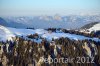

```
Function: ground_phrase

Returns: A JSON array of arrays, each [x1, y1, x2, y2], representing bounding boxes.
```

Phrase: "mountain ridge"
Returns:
[[0, 15, 100, 29], [81, 22, 99, 29]]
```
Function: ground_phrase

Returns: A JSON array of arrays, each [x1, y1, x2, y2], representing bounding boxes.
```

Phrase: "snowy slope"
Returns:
[[0, 25, 15, 41], [42, 32, 100, 41], [0, 25, 48, 41], [0, 25, 100, 42], [8, 28, 47, 36], [80, 22, 100, 33], [88, 23, 100, 32]]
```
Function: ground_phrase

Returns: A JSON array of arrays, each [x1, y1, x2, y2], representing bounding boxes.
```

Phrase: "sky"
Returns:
[[0, 0, 100, 16]]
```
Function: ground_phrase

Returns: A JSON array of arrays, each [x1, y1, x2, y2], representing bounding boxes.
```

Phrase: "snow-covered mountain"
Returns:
[[88, 23, 100, 32], [1, 15, 100, 29], [0, 25, 100, 42], [0, 17, 28, 28], [80, 22, 100, 33], [0, 25, 48, 41], [81, 22, 99, 29]]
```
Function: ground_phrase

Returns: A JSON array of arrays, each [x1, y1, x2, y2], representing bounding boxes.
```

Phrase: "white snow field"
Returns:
[[42, 32, 100, 41], [0, 25, 15, 41], [89, 23, 100, 32], [0, 25, 100, 42]]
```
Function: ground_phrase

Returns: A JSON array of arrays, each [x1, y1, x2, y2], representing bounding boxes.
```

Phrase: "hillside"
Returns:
[[0, 25, 14, 41], [81, 22, 99, 29], [0, 25, 100, 66], [0, 17, 28, 28], [88, 23, 100, 32], [0, 17, 9, 26], [0, 25, 100, 42], [1, 15, 100, 29]]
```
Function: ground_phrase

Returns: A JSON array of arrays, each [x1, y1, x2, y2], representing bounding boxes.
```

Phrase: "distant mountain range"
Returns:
[[0, 17, 28, 28], [0, 15, 100, 29]]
